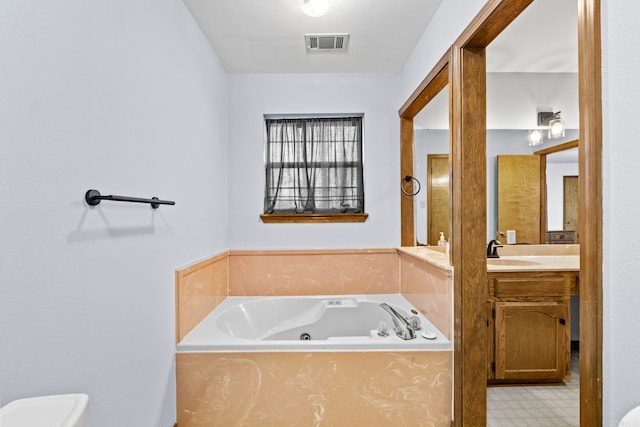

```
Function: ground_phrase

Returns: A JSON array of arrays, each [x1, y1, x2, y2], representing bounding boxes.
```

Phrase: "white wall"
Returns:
[[0, 1, 228, 426], [398, 0, 486, 105], [487, 73, 579, 129], [227, 74, 399, 249], [415, 73, 579, 130], [602, 0, 640, 424]]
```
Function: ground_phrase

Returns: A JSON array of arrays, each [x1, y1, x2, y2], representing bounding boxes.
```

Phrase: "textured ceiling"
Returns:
[[183, 0, 576, 74], [182, 0, 442, 73]]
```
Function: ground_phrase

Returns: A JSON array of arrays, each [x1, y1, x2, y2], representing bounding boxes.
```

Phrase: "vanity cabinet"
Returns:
[[487, 271, 574, 383]]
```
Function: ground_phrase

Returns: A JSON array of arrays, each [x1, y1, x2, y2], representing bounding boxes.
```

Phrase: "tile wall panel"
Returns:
[[175, 252, 228, 342], [177, 351, 452, 426], [228, 249, 399, 296], [399, 252, 453, 340]]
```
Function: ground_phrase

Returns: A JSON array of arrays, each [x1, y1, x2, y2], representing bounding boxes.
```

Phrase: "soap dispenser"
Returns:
[[437, 232, 446, 247]]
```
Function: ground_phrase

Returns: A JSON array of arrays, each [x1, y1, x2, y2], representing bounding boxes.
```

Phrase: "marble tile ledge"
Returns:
[[397, 246, 452, 272]]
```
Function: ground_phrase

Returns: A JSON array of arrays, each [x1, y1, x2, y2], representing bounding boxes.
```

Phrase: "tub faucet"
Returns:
[[379, 303, 416, 340], [487, 239, 503, 258]]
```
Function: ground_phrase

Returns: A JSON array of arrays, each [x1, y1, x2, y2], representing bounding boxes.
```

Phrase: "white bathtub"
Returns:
[[177, 294, 450, 352]]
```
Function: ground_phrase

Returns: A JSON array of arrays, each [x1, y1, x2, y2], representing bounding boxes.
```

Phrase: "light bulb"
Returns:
[[528, 129, 544, 146], [299, 0, 332, 17], [548, 117, 565, 139]]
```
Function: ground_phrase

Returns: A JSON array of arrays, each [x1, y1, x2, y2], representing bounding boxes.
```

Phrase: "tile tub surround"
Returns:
[[176, 351, 452, 427], [397, 248, 454, 340], [175, 248, 455, 426], [175, 252, 228, 342], [227, 248, 400, 296], [176, 248, 454, 342]]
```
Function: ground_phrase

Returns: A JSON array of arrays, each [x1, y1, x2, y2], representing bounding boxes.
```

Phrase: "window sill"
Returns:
[[260, 213, 369, 223]]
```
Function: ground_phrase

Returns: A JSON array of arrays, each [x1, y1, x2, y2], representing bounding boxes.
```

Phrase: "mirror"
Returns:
[[413, 91, 579, 247], [413, 85, 449, 246], [542, 145, 579, 243], [487, 132, 579, 244], [485, 0, 578, 244]]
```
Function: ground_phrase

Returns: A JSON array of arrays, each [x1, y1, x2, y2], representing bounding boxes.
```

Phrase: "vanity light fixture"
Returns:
[[537, 110, 566, 140], [299, 0, 332, 17], [528, 129, 544, 146]]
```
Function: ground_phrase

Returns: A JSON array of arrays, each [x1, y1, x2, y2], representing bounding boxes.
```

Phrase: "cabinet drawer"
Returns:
[[546, 230, 575, 244], [492, 275, 569, 298]]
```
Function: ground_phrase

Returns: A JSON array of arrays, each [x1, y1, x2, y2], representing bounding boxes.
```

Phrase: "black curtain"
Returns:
[[264, 117, 364, 214]]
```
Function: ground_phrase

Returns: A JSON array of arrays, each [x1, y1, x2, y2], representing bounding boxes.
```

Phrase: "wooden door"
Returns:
[[563, 175, 579, 243], [497, 155, 541, 244], [494, 301, 568, 381], [427, 154, 450, 246]]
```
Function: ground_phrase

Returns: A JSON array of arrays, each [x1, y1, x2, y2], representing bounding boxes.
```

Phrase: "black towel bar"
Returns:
[[85, 189, 175, 209]]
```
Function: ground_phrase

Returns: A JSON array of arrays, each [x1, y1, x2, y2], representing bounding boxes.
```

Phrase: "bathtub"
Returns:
[[177, 294, 450, 352]]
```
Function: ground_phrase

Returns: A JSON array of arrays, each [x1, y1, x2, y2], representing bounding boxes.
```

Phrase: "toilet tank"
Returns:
[[0, 394, 89, 427]]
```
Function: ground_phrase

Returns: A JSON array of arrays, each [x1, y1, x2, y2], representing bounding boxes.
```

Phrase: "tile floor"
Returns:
[[487, 352, 579, 426]]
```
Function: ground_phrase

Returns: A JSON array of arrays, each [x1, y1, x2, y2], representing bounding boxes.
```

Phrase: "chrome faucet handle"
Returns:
[[379, 303, 416, 340], [408, 315, 422, 331], [377, 321, 389, 337], [395, 324, 416, 340]]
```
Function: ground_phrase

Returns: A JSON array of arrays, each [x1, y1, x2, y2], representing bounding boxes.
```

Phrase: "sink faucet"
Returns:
[[487, 239, 503, 258], [379, 303, 416, 340]]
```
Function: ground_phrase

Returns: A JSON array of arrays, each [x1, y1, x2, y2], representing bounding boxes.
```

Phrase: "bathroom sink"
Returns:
[[487, 259, 540, 266]]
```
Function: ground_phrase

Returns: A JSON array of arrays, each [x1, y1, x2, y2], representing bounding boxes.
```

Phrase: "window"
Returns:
[[261, 115, 367, 223]]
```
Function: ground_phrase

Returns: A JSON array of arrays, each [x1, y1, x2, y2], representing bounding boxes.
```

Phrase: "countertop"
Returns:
[[397, 246, 452, 272], [486, 255, 579, 272], [398, 245, 579, 273]]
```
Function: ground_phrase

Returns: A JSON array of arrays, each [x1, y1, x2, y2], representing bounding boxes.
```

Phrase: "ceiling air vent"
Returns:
[[305, 33, 350, 53]]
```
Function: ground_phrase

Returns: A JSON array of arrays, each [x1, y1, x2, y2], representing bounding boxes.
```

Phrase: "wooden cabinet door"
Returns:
[[494, 301, 567, 381], [497, 155, 541, 244]]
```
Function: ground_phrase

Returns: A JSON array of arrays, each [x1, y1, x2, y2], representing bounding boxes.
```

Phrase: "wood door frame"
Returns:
[[398, 0, 602, 425], [399, 54, 449, 247], [427, 154, 450, 246], [535, 139, 580, 243]]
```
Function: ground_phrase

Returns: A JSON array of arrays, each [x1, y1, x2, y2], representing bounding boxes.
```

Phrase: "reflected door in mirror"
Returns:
[[497, 155, 541, 244], [563, 175, 579, 243], [427, 154, 450, 246]]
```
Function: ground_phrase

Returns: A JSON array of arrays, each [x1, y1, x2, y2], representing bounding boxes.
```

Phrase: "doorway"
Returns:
[[398, 0, 602, 425]]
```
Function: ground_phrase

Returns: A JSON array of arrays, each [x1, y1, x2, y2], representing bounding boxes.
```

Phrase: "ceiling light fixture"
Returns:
[[299, 0, 332, 17]]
